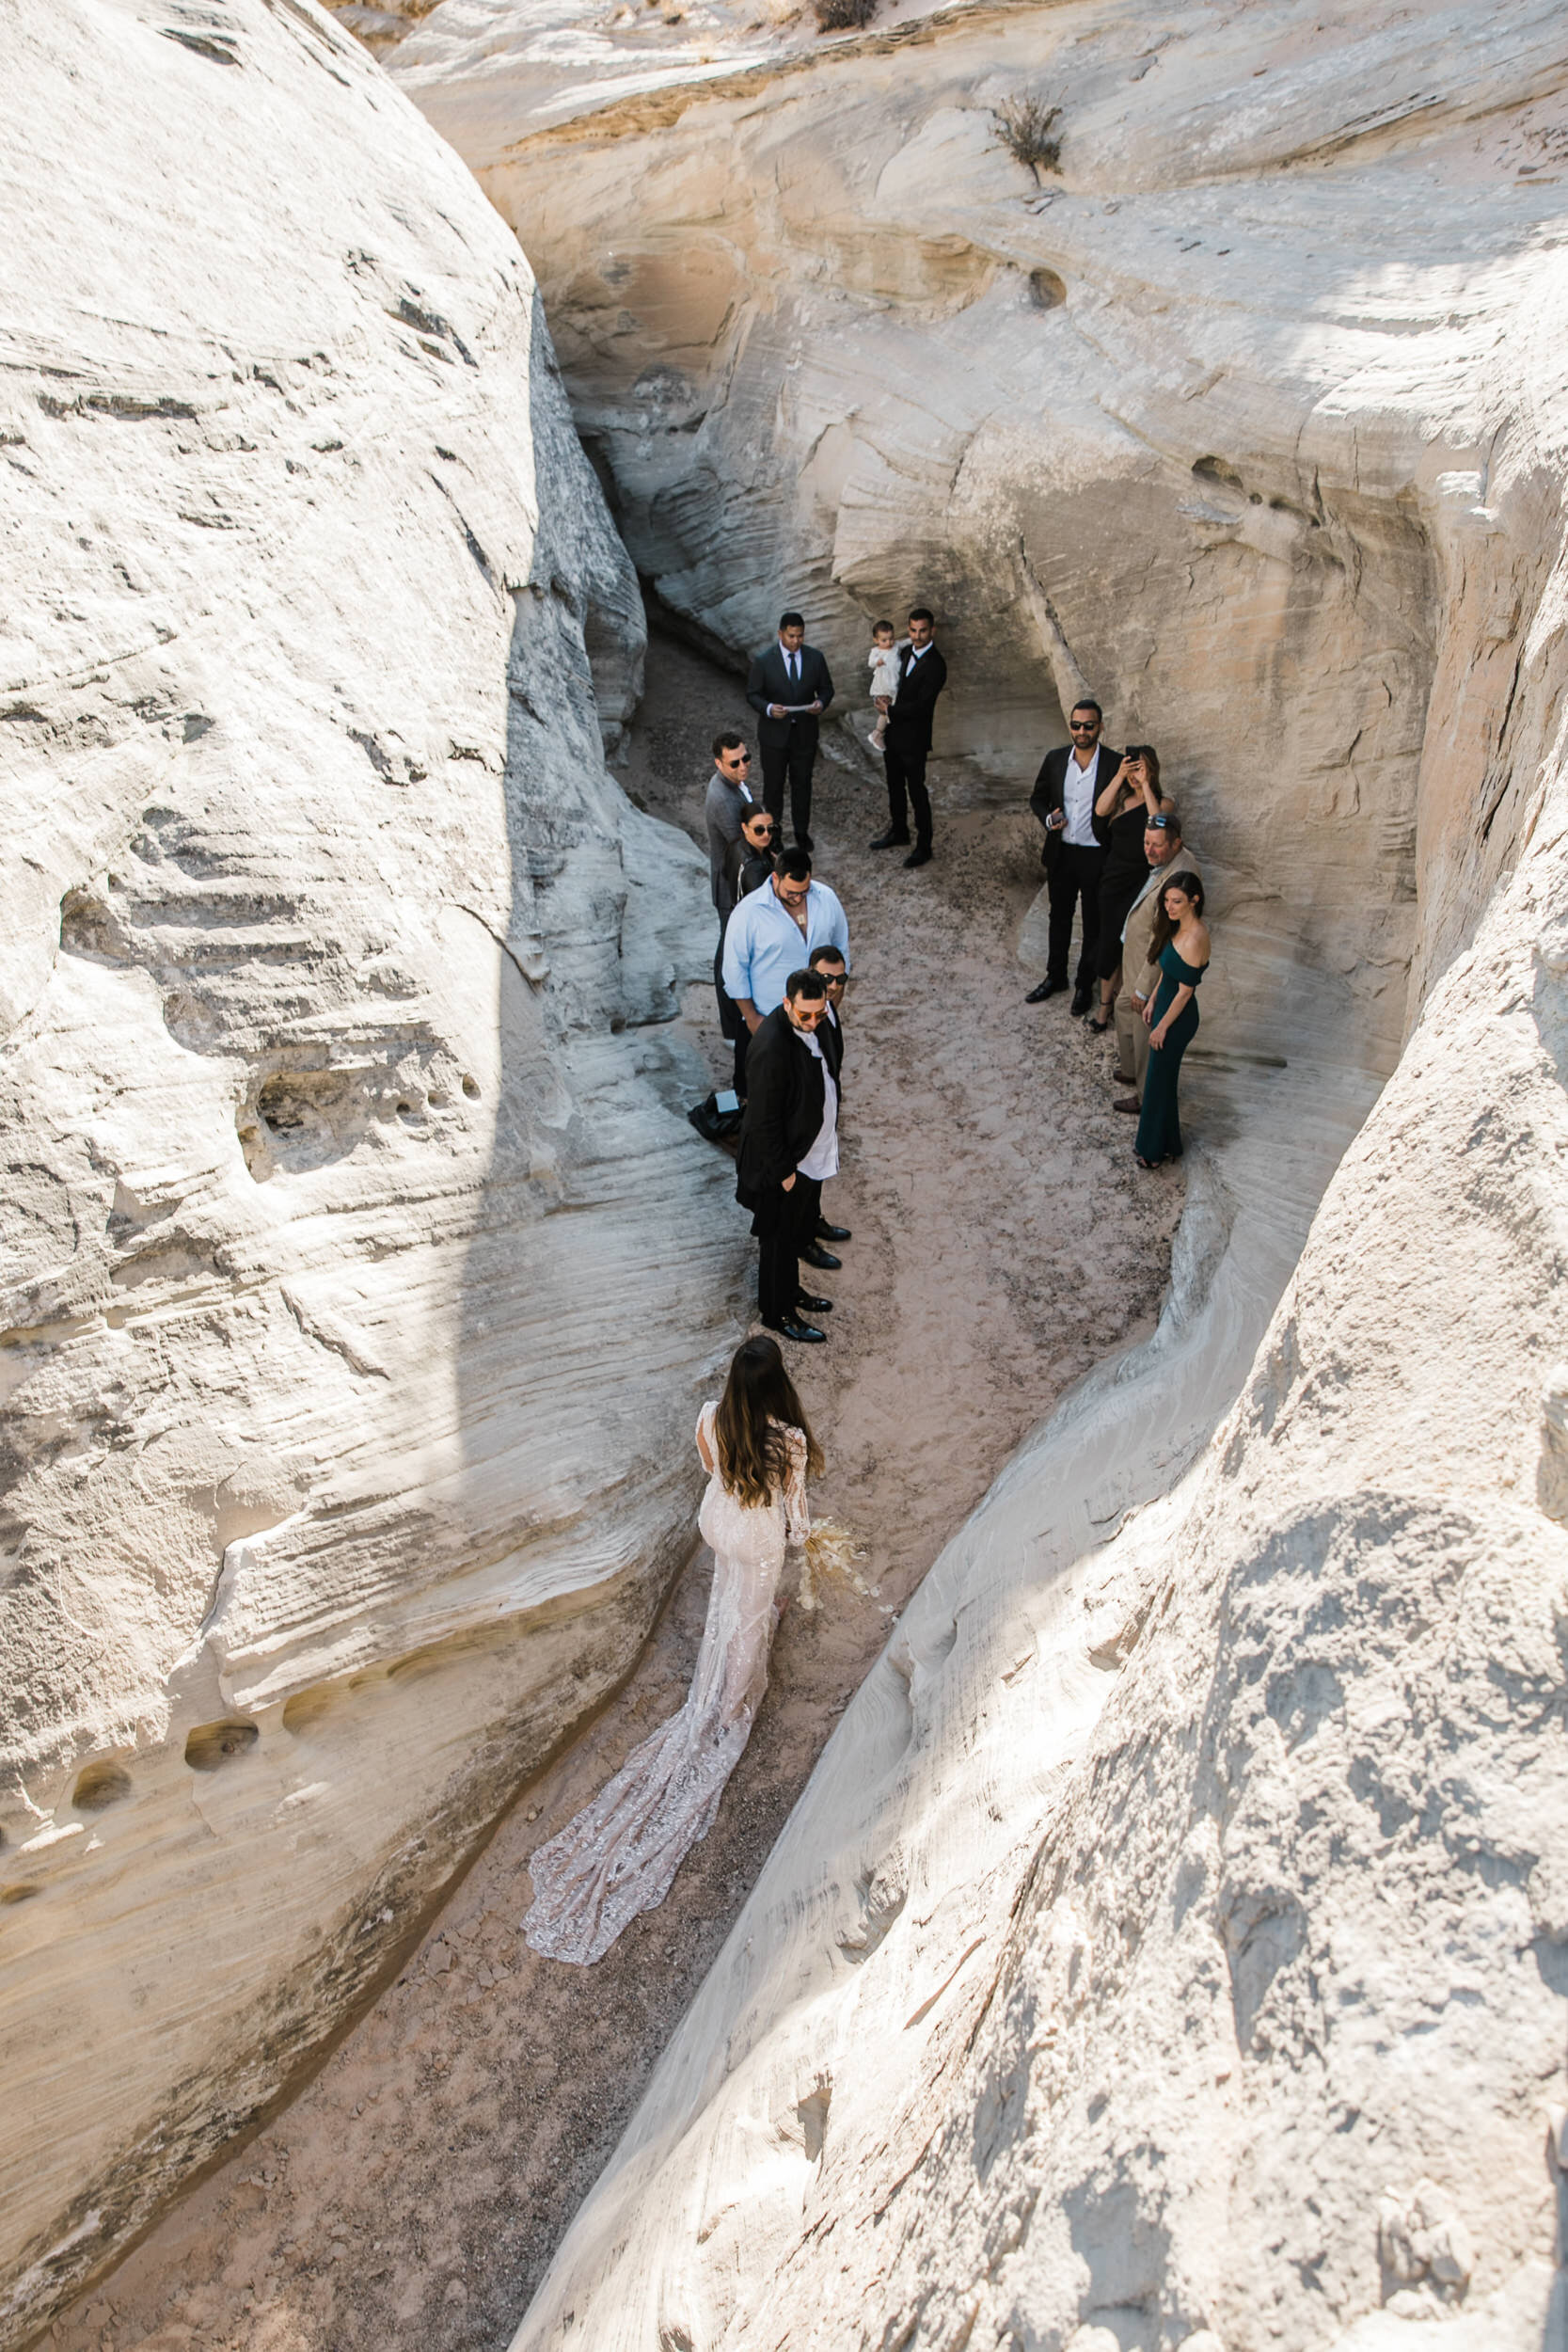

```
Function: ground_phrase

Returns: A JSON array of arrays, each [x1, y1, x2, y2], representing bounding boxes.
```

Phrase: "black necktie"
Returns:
[[788, 653, 798, 686]]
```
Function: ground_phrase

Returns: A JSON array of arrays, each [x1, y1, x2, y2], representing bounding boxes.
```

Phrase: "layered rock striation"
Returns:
[[332, 1, 1568, 2345], [0, 0, 728, 2335]]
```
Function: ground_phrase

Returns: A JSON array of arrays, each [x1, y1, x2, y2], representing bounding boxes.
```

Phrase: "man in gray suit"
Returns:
[[705, 731, 757, 1091], [705, 731, 755, 922]]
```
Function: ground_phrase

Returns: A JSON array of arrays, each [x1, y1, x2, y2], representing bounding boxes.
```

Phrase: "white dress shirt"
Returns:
[[1061, 745, 1101, 848], [796, 1026, 840, 1181]]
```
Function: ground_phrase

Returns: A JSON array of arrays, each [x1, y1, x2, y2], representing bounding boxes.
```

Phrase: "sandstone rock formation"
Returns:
[[379, 0, 1568, 1070], [0, 1, 729, 2335], [330, 2, 1568, 2345]]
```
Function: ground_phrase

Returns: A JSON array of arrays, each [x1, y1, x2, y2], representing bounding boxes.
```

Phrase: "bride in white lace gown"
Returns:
[[522, 1336, 819, 1966]]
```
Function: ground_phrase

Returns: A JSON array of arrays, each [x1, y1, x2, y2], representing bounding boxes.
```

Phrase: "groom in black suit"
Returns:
[[747, 611, 834, 852], [869, 607, 947, 868]]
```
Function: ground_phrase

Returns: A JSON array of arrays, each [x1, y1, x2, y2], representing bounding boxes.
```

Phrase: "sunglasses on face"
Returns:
[[1069, 722, 1099, 732], [724, 753, 752, 767]]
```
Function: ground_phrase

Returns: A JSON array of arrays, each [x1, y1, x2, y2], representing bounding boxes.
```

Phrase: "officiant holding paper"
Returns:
[[747, 611, 834, 854]]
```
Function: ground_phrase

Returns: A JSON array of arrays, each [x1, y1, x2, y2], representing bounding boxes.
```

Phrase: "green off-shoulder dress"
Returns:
[[1135, 941, 1207, 1165]]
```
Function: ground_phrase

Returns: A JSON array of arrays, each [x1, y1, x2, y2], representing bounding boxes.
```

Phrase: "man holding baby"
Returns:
[[869, 607, 947, 869]]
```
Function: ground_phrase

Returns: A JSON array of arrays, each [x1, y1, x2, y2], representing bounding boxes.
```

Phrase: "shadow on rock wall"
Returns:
[[0, 14, 730, 2344]]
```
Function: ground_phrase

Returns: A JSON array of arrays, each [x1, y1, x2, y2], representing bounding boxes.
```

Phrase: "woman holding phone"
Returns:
[[1134, 871, 1210, 1168], [1088, 744, 1166, 1032]]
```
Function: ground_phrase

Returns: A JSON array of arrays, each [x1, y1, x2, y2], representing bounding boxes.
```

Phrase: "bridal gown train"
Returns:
[[521, 1402, 809, 1966]]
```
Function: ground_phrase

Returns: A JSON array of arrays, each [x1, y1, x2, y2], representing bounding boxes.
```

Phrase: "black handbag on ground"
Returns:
[[688, 1090, 744, 1146]]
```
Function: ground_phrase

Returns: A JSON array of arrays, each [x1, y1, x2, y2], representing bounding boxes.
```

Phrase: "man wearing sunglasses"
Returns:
[[735, 967, 837, 1343], [1026, 697, 1122, 1013], [805, 945, 853, 1264], [706, 733, 759, 1093], [705, 731, 756, 924]]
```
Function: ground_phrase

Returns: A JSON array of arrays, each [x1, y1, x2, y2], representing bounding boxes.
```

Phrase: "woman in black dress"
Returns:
[[1088, 745, 1167, 1032]]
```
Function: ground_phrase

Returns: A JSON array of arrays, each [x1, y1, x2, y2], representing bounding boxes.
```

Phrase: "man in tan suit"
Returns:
[[1114, 807, 1202, 1113]]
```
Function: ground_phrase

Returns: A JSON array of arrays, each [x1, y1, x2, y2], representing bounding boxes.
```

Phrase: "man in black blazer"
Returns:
[[1027, 696, 1121, 1013], [735, 968, 836, 1343], [807, 944, 852, 1255], [746, 611, 834, 852], [869, 607, 947, 868]]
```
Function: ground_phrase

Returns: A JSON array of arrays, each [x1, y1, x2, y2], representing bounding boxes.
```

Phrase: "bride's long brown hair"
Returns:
[[714, 1335, 823, 1506]]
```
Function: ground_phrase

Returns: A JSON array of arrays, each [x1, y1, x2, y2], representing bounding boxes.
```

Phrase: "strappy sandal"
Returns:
[[1088, 1011, 1112, 1032], [1134, 1152, 1160, 1170]]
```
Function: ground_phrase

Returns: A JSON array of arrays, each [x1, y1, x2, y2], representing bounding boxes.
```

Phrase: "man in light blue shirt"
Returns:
[[722, 847, 850, 1033]]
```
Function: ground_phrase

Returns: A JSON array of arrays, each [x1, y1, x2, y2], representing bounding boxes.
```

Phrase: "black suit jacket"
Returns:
[[884, 642, 947, 753], [723, 838, 775, 907], [819, 1004, 844, 1090], [746, 643, 834, 749], [736, 1008, 827, 1207], [1029, 742, 1121, 871]]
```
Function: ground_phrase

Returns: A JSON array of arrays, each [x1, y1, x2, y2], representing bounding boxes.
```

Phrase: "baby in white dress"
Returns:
[[867, 619, 901, 749]]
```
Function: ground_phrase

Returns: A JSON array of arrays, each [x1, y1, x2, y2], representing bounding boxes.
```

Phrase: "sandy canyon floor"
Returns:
[[44, 635, 1181, 2352]]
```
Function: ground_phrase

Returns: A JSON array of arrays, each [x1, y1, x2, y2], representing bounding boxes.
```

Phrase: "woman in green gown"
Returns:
[[1134, 873, 1209, 1168]]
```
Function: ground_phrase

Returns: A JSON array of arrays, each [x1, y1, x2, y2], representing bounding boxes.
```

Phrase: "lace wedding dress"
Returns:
[[522, 1402, 809, 1966]]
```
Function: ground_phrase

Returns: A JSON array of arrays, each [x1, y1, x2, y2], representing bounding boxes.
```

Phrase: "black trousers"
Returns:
[[761, 727, 817, 843], [753, 1174, 821, 1325], [1095, 872, 1148, 985], [1047, 844, 1107, 990], [883, 739, 930, 845]]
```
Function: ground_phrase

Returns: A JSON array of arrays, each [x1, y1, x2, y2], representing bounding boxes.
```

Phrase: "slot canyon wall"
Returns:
[[0, 0, 734, 2336], [324, 2, 1568, 2348], [4, 1, 1566, 2348], [368, 0, 1568, 1056]]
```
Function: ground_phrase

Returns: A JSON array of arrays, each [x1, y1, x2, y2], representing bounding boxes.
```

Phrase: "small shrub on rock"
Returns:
[[814, 0, 877, 30], [992, 96, 1063, 183]]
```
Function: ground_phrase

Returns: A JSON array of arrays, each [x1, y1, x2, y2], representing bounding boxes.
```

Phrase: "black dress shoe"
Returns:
[[1025, 978, 1068, 1004], [796, 833, 814, 854], [816, 1221, 851, 1242], [767, 1316, 827, 1343], [801, 1240, 841, 1270], [795, 1293, 833, 1313], [869, 829, 911, 850], [1069, 988, 1093, 1016], [903, 844, 933, 868]]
